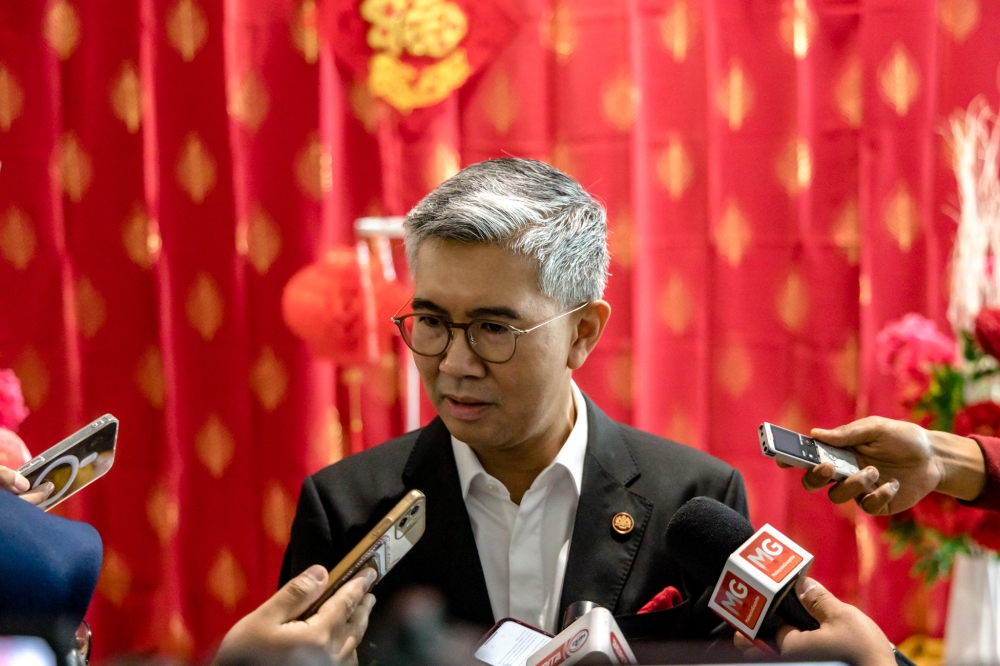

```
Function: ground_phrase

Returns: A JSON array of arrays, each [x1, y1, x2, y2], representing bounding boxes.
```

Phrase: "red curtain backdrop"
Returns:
[[2, 0, 999, 659]]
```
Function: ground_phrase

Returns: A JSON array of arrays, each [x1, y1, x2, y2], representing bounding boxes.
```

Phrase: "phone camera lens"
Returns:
[[410, 506, 420, 516], [399, 516, 408, 528]]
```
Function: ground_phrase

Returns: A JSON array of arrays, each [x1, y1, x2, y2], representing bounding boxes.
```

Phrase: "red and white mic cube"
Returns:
[[526, 607, 636, 666], [707, 524, 813, 639]]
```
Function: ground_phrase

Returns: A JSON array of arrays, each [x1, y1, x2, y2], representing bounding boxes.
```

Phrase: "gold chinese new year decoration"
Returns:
[[122, 203, 160, 269], [263, 481, 296, 546], [136, 346, 166, 408], [608, 350, 633, 406], [878, 43, 920, 117], [659, 274, 694, 335], [186, 272, 225, 341], [291, 0, 319, 64], [776, 270, 809, 331], [883, 180, 920, 252], [602, 71, 640, 132], [424, 142, 460, 190], [541, 3, 576, 63], [251, 347, 288, 411], [75, 276, 107, 339], [0, 63, 24, 131], [835, 58, 862, 128], [228, 70, 270, 132], [714, 199, 753, 266], [207, 548, 247, 611], [779, 0, 816, 60], [97, 548, 131, 606], [360, 0, 471, 113], [716, 342, 753, 398], [608, 209, 632, 269], [110, 61, 143, 133], [832, 198, 860, 265], [833, 334, 859, 396], [0, 206, 36, 270], [716, 60, 754, 131], [147, 479, 179, 543], [14, 347, 49, 410], [44, 0, 81, 60], [176, 132, 217, 203], [237, 204, 282, 274], [54, 131, 93, 202], [775, 137, 813, 195], [660, 1, 696, 63], [896, 636, 944, 666], [940, 0, 979, 43], [350, 79, 379, 133], [483, 70, 517, 136], [166, 0, 209, 62], [656, 135, 694, 201], [295, 131, 330, 200], [196, 414, 235, 478], [779, 399, 809, 434]]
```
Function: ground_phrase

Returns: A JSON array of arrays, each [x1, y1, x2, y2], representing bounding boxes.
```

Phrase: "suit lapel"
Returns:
[[559, 398, 653, 617], [402, 417, 495, 627]]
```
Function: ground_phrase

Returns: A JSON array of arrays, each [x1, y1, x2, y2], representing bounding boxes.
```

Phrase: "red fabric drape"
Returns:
[[2, 0, 999, 658]]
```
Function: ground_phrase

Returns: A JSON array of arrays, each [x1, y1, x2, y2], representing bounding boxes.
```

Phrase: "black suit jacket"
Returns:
[[280, 396, 748, 655]]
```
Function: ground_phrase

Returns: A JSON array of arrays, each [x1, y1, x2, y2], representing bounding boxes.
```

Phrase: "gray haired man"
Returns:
[[281, 158, 749, 660]]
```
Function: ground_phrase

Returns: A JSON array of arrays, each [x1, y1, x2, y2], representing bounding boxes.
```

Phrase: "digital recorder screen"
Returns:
[[770, 425, 820, 463]]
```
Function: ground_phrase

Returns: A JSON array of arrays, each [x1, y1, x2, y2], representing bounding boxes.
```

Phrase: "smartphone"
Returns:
[[759, 422, 860, 481], [475, 618, 553, 666], [17, 414, 118, 511], [296, 489, 426, 621]]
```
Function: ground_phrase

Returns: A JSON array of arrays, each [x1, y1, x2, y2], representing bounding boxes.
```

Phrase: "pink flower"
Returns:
[[876, 314, 956, 408], [0, 427, 30, 468], [0, 369, 29, 431]]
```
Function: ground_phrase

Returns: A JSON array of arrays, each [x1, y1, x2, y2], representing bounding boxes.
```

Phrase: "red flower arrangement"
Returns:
[[0, 368, 31, 469]]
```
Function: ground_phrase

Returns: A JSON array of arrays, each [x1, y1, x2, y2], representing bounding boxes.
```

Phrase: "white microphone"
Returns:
[[526, 607, 636, 666]]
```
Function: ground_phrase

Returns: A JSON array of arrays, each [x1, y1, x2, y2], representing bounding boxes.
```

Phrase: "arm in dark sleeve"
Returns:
[[279, 475, 341, 588], [963, 435, 1000, 513], [722, 468, 750, 520]]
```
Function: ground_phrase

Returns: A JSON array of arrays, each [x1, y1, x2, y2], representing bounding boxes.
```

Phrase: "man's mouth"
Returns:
[[442, 394, 492, 420]]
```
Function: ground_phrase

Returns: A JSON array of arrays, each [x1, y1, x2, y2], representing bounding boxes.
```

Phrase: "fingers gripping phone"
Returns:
[[296, 489, 427, 621], [17, 414, 119, 510], [759, 422, 860, 481]]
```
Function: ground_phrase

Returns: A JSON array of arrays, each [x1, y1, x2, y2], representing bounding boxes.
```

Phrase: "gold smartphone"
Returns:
[[296, 489, 426, 620]]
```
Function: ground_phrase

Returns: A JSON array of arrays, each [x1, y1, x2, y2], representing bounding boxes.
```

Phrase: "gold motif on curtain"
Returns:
[[664, 408, 695, 447], [482, 70, 516, 135], [136, 346, 166, 409], [608, 209, 632, 269], [548, 140, 578, 180], [111, 61, 143, 133], [660, 1, 695, 63], [97, 548, 132, 606], [716, 60, 754, 131], [660, 274, 694, 335], [883, 180, 920, 252], [656, 135, 694, 201], [776, 137, 813, 195], [541, 3, 576, 62], [0, 206, 35, 270], [196, 414, 235, 478], [176, 133, 217, 203], [228, 71, 270, 132], [835, 59, 862, 128], [161, 615, 195, 661], [186, 273, 224, 341], [372, 352, 400, 404], [147, 480, 179, 543], [0, 64, 24, 131], [833, 334, 859, 397], [608, 350, 633, 406], [779, 0, 816, 60], [13, 348, 48, 410], [291, 0, 319, 64], [311, 406, 344, 467], [44, 0, 81, 60], [295, 131, 330, 200], [75, 276, 107, 339], [878, 43, 920, 117], [602, 72, 640, 132], [349, 80, 379, 133], [714, 200, 753, 266], [55, 132, 93, 202], [779, 399, 808, 434], [940, 0, 980, 43], [832, 198, 860, 265], [263, 481, 296, 546], [854, 514, 878, 586], [716, 342, 752, 398], [360, 0, 471, 113], [776, 271, 809, 331], [122, 204, 160, 270], [166, 0, 209, 62], [207, 548, 247, 611], [237, 205, 281, 274], [858, 274, 872, 306], [342, 367, 365, 434], [251, 347, 288, 411], [424, 142, 460, 189]]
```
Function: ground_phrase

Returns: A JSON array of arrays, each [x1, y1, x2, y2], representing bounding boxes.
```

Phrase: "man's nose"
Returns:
[[439, 328, 487, 378]]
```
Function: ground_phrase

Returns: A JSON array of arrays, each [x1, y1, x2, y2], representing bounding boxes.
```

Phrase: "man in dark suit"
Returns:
[[281, 158, 748, 658]]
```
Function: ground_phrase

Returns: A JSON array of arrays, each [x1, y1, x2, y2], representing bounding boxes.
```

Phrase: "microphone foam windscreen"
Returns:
[[664, 496, 755, 587]]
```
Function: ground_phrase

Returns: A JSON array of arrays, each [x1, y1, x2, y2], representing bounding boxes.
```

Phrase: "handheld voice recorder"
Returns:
[[758, 422, 860, 481]]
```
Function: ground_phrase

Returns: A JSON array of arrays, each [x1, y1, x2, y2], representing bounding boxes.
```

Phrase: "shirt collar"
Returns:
[[451, 381, 589, 499]]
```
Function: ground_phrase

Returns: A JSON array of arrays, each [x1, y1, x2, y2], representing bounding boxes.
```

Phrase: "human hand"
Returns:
[[786, 416, 985, 515], [0, 464, 54, 506], [216, 565, 376, 666]]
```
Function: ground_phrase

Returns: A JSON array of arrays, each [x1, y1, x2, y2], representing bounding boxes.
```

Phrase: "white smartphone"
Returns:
[[475, 618, 553, 666], [759, 422, 860, 481]]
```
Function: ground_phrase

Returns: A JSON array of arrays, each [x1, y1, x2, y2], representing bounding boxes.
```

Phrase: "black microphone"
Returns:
[[664, 496, 820, 632]]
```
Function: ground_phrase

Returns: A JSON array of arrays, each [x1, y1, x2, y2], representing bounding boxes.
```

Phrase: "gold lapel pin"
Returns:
[[612, 512, 634, 535]]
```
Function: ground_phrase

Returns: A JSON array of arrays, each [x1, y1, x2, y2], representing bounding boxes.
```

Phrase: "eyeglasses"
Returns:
[[392, 301, 589, 364]]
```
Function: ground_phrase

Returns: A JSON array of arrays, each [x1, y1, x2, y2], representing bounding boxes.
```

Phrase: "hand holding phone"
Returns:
[[759, 422, 860, 481]]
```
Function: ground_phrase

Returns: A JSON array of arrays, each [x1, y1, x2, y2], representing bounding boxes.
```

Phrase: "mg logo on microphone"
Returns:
[[739, 529, 803, 583], [713, 571, 766, 629]]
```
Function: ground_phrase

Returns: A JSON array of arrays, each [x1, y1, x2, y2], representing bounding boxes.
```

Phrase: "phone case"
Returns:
[[759, 422, 860, 481]]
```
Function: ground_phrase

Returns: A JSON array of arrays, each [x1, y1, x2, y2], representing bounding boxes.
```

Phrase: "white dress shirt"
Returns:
[[451, 381, 588, 633]]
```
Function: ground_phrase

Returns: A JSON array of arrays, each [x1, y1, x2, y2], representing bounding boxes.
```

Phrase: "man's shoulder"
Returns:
[[612, 420, 738, 482], [310, 428, 422, 492]]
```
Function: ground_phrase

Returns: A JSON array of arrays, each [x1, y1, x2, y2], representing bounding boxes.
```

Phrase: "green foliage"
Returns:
[[913, 365, 965, 432], [886, 519, 974, 584]]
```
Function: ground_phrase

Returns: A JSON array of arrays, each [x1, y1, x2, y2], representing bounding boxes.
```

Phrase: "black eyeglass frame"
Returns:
[[391, 300, 590, 364]]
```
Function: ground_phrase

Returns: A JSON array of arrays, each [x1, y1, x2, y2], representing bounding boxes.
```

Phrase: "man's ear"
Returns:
[[568, 300, 611, 370]]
